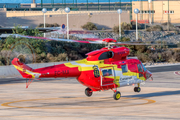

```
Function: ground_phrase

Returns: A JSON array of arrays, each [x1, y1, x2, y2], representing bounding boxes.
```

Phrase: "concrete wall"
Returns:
[[0, 9, 130, 29], [7, 10, 119, 17]]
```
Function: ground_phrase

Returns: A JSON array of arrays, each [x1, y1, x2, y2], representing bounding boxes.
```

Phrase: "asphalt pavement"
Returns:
[[146, 64, 180, 73], [0, 71, 180, 119]]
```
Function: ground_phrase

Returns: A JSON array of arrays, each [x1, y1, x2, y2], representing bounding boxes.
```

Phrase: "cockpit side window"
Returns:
[[98, 51, 114, 60], [121, 65, 128, 73], [137, 64, 143, 72]]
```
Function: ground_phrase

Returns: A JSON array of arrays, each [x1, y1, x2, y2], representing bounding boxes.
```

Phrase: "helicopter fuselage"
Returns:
[[12, 46, 152, 92]]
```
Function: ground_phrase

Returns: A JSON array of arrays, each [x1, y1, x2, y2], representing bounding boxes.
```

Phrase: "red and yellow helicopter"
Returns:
[[11, 35, 153, 100]]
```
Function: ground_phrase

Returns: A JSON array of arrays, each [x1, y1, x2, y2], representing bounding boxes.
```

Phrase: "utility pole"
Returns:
[[148, 0, 152, 24], [167, 0, 170, 31], [134, 8, 139, 41]]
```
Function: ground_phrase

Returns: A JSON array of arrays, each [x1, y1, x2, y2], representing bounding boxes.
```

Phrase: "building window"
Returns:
[[151, 10, 155, 13], [141, 10, 155, 14], [164, 10, 174, 14], [170, 11, 174, 14]]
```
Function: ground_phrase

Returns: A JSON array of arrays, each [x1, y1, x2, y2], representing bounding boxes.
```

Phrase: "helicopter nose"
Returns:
[[146, 70, 153, 81]]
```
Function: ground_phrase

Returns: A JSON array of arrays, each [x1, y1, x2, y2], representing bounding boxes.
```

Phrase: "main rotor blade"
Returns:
[[15, 35, 105, 44], [114, 42, 161, 46], [14, 34, 162, 46]]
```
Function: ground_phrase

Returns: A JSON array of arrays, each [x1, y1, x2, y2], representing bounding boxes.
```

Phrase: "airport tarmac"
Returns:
[[0, 71, 180, 120]]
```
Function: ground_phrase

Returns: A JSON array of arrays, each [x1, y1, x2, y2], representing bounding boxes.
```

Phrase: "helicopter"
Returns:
[[11, 35, 153, 100]]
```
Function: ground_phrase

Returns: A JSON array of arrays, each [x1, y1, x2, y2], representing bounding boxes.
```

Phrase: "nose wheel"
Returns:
[[85, 88, 93, 97], [134, 87, 141, 92], [113, 91, 121, 100]]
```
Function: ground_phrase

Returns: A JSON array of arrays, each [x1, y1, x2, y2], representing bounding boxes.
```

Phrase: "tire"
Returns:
[[113, 91, 121, 100], [134, 87, 137, 92], [134, 87, 141, 92], [85, 88, 93, 97]]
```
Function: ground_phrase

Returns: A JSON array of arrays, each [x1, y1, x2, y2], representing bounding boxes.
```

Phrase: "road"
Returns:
[[146, 64, 180, 73]]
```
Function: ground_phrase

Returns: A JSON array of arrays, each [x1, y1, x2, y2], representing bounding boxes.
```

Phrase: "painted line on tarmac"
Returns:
[[174, 71, 180, 76], [1, 97, 156, 109]]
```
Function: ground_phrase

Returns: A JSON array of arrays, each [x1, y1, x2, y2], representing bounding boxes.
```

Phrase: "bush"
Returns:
[[146, 25, 163, 32], [131, 21, 143, 29], [12, 25, 42, 36], [121, 22, 132, 30], [81, 22, 97, 30], [161, 22, 174, 27], [135, 45, 146, 53], [56, 53, 68, 61], [112, 25, 124, 34], [162, 50, 173, 62], [137, 52, 151, 63], [46, 53, 54, 62], [37, 23, 60, 27], [175, 51, 180, 62], [168, 57, 176, 63], [0, 55, 5, 65], [41, 52, 46, 58]]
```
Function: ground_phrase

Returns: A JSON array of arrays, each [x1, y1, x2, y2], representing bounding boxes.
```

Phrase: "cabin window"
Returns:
[[141, 62, 147, 71], [137, 64, 143, 72], [102, 69, 112, 76], [121, 65, 128, 73], [139, 73, 144, 77], [98, 51, 114, 60]]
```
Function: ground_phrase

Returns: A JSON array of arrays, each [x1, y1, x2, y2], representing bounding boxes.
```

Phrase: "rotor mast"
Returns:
[[102, 38, 117, 49]]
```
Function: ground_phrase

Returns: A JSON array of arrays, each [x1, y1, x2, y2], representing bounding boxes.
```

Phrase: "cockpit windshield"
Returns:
[[141, 62, 147, 72]]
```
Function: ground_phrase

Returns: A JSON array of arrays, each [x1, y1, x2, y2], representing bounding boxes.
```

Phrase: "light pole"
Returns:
[[148, 0, 152, 24], [42, 8, 47, 28], [64, 7, 70, 39], [167, 0, 170, 31], [117, 9, 122, 39], [42, 8, 47, 37], [134, 8, 139, 41]]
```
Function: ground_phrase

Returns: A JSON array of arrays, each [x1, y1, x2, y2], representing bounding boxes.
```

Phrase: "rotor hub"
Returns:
[[102, 38, 117, 43]]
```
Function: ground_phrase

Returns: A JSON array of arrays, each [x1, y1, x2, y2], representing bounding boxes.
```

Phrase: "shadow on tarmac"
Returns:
[[0, 78, 76, 85], [124, 90, 180, 98]]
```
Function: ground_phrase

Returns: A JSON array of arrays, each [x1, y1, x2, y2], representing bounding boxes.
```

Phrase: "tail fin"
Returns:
[[11, 58, 34, 78]]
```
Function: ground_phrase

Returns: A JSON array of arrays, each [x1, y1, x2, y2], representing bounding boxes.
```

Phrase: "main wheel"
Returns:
[[85, 88, 93, 97], [113, 91, 121, 100], [134, 87, 141, 92]]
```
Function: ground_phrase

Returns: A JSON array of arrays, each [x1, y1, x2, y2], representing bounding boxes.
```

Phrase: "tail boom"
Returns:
[[12, 58, 81, 79]]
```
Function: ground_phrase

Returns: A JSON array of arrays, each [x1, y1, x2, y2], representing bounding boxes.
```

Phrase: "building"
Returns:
[[132, 0, 180, 23]]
